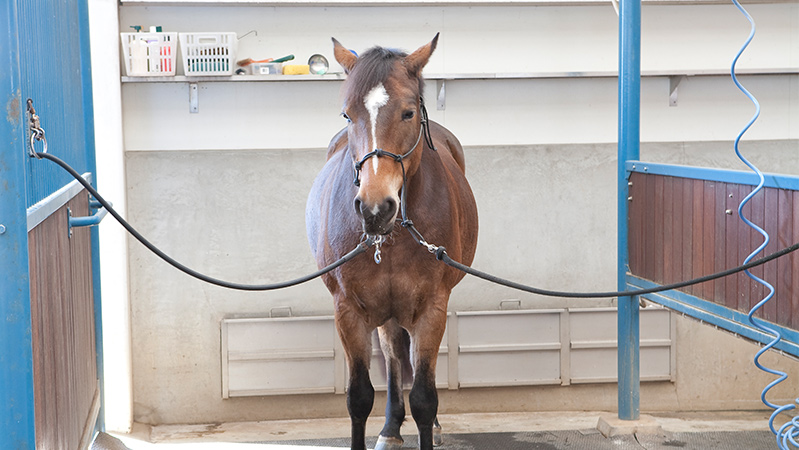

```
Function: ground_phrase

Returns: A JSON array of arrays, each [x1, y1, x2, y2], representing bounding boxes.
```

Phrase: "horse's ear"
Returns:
[[332, 37, 357, 74], [405, 33, 439, 77]]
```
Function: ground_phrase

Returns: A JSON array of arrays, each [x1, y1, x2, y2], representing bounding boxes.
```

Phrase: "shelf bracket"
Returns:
[[189, 82, 199, 113], [436, 79, 446, 111], [669, 75, 686, 107]]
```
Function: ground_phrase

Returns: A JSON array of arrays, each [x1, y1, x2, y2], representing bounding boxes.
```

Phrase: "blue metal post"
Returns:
[[0, 0, 36, 447], [618, 0, 642, 421]]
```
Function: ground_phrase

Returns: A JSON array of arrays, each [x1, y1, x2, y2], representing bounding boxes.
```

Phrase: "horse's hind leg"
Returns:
[[375, 320, 408, 450], [408, 309, 447, 450], [335, 311, 375, 450]]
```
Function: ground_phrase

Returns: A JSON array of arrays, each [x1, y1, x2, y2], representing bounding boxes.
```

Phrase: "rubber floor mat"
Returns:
[[255, 429, 777, 449]]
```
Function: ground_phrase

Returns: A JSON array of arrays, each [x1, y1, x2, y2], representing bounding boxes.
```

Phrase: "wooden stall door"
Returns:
[[28, 192, 100, 450], [628, 171, 799, 331]]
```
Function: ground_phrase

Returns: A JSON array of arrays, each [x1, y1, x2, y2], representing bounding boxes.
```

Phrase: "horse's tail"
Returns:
[[400, 328, 414, 384], [376, 328, 415, 388]]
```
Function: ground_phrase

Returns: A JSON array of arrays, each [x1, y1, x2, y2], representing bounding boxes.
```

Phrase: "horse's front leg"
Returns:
[[335, 307, 375, 450], [375, 320, 408, 450], [408, 307, 447, 450]]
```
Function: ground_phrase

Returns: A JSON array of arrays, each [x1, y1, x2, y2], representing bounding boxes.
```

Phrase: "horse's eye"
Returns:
[[341, 112, 352, 123], [402, 110, 415, 121]]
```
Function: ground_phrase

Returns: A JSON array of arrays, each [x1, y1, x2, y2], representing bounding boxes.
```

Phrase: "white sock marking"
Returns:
[[364, 83, 389, 175]]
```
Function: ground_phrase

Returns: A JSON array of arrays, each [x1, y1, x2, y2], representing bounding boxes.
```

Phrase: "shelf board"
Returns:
[[121, 73, 347, 82], [121, 68, 799, 83], [118, 0, 640, 6], [119, 0, 797, 6]]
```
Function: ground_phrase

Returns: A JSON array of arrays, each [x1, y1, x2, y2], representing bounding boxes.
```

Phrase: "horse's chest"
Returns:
[[338, 258, 442, 326]]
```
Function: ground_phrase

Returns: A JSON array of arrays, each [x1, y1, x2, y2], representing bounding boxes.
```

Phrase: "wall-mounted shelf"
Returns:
[[121, 68, 799, 112], [121, 73, 347, 83], [120, 0, 615, 5], [121, 67, 799, 83], [119, 0, 798, 6]]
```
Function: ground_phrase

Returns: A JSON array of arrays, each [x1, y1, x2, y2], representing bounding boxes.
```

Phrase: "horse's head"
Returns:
[[333, 34, 438, 238]]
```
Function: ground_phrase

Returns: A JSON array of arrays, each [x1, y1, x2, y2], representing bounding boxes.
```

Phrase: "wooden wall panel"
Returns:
[[628, 173, 798, 331], [701, 180, 716, 301], [628, 171, 644, 277], [763, 188, 778, 321], [726, 183, 742, 314], [663, 176, 675, 286], [680, 179, 693, 296], [645, 175, 656, 280], [28, 192, 98, 450], [776, 189, 793, 328], [747, 186, 768, 319], [792, 193, 799, 330]]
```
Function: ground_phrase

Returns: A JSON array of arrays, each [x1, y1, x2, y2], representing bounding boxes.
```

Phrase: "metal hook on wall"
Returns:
[[238, 30, 257, 40], [26, 99, 47, 158]]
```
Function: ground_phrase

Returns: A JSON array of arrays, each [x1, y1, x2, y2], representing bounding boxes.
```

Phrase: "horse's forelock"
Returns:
[[345, 46, 424, 106]]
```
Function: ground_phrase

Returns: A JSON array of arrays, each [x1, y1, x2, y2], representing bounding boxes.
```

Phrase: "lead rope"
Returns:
[[30, 102, 799, 302], [394, 103, 799, 295], [396, 113, 799, 297], [34, 151, 373, 291]]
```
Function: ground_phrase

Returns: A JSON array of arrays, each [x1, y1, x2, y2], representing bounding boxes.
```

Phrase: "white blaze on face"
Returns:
[[363, 83, 390, 175]]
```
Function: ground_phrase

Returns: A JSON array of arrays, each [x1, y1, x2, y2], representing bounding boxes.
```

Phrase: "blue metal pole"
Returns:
[[618, 0, 641, 421], [0, 0, 36, 447]]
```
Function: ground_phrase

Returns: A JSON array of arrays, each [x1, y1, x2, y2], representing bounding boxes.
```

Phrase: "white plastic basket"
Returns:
[[121, 32, 177, 76], [179, 32, 237, 76]]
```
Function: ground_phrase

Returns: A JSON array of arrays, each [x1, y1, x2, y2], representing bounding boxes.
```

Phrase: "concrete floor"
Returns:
[[96, 410, 786, 449]]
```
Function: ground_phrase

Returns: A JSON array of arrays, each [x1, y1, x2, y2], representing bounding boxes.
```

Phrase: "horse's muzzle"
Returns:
[[354, 196, 398, 235]]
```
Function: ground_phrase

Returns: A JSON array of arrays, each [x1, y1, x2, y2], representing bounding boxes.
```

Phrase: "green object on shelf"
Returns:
[[271, 54, 294, 63], [189, 58, 231, 73]]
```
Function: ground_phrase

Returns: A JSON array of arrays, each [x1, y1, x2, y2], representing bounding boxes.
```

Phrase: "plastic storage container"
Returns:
[[179, 32, 237, 76], [249, 62, 283, 75], [121, 32, 178, 76]]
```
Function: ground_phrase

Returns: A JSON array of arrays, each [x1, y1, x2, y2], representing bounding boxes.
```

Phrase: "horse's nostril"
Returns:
[[384, 198, 397, 215], [353, 198, 363, 217], [354, 196, 398, 235]]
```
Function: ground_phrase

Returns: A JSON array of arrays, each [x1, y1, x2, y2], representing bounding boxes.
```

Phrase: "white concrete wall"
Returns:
[[109, 2, 799, 425], [88, 0, 133, 433], [120, 4, 799, 150]]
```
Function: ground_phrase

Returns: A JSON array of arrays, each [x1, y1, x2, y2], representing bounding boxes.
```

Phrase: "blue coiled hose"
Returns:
[[730, 1, 798, 447]]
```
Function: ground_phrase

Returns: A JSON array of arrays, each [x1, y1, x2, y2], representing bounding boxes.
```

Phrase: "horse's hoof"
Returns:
[[375, 435, 404, 450], [433, 425, 443, 447]]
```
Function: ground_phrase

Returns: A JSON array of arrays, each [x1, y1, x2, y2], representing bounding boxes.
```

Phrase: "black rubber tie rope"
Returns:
[[36, 152, 372, 291], [435, 242, 799, 299], [36, 151, 799, 298]]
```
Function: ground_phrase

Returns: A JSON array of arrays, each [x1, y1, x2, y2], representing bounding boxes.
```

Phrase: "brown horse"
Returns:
[[306, 34, 478, 450]]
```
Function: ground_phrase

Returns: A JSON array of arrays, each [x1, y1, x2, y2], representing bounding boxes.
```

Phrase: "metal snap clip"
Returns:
[[27, 99, 47, 158]]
